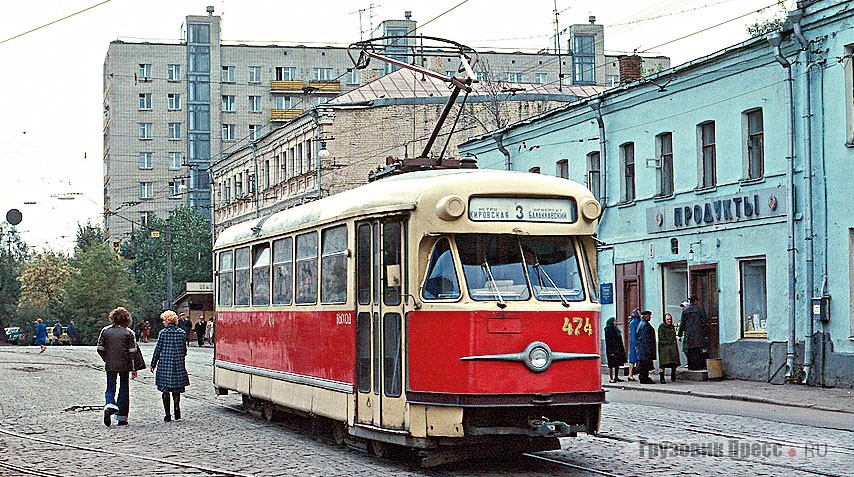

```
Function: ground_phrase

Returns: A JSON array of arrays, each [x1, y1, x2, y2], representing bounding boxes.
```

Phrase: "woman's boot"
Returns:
[[162, 393, 171, 422], [671, 368, 677, 382], [173, 392, 181, 420], [659, 370, 666, 384]]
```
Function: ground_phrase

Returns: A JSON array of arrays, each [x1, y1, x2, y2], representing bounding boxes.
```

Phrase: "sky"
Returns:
[[0, 0, 791, 253]]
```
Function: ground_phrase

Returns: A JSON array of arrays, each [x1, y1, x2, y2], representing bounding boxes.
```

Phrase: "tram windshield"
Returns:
[[456, 234, 585, 303]]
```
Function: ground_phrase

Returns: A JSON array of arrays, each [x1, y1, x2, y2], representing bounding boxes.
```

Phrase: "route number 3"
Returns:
[[562, 316, 593, 336]]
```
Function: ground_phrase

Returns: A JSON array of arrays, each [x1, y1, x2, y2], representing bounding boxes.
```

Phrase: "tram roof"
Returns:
[[214, 169, 594, 248]]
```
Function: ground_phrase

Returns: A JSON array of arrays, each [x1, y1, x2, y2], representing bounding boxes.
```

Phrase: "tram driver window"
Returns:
[[218, 250, 234, 307], [421, 238, 461, 300], [458, 235, 531, 301], [295, 232, 318, 304], [321, 225, 348, 304], [252, 243, 271, 306], [234, 247, 251, 306]]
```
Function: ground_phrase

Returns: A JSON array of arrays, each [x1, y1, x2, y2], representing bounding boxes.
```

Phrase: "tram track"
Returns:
[[522, 453, 627, 476]]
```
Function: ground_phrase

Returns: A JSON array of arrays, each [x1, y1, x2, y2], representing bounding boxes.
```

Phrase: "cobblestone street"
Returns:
[[0, 344, 851, 477]]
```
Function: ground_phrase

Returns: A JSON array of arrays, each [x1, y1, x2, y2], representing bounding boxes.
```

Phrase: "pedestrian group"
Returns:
[[604, 295, 710, 385]]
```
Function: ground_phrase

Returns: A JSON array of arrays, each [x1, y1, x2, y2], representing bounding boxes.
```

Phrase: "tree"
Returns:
[[75, 222, 104, 253], [18, 250, 73, 320], [746, 2, 787, 38], [64, 242, 136, 344], [0, 223, 28, 329], [127, 207, 212, 319]]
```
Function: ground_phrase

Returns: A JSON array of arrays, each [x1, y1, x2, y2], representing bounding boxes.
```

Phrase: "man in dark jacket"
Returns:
[[177, 313, 192, 345], [97, 307, 138, 427], [52, 321, 63, 345], [678, 295, 710, 370], [193, 318, 207, 348], [635, 310, 657, 384]]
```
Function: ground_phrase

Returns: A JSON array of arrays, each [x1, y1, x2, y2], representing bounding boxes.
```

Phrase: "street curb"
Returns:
[[602, 383, 853, 415]]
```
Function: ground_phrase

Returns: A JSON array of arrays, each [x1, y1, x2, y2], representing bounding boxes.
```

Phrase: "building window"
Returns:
[[138, 152, 153, 170], [167, 64, 181, 82], [138, 123, 153, 140], [534, 73, 548, 84], [167, 93, 181, 111], [221, 66, 235, 83], [222, 124, 236, 141], [138, 64, 151, 82], [248, 125, 261, 141], [262, 160, 270, 189], [744, 108, 764, 180], [620, 142, 635, 203], [506, 72, 523, 82], [312, 68, 333, 81], [698, 121, 716, 189], [275, 96, 296, 110], [168, 181, 182, 198], [346, 68, 360, 85], [740, 258, 768, 338], [139, 182, 152, 199], [248, 66, 262, 83], [607, 75, 619, 87], [587, 151, 601, 201], [168, 122, 181, 140], [476, 71, 488, 82], [572, 34, 595, 84], [235, 173, 243, 198], [168, 152, 182, 170], [138, 93, 151, 110], [556, 159, 569, 179], [139, 211, 152, 227], [656, 132, 674, 197], [248, 95, 262, 113], [221, 95, 235, 112], [275, 66, 296, 81]]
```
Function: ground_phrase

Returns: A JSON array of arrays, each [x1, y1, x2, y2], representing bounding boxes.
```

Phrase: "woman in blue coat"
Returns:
[[150, 310, 190, 421], [627, 309, 640, 381], [34, 318, 48, 353]]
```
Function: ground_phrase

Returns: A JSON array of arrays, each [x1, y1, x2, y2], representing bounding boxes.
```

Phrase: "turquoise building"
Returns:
[[460, 0, 853, 387]]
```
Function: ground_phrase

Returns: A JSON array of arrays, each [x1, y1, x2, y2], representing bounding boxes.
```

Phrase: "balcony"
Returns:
[[271, 109, 304, 121], [271, 80, 304, 92], [307, 81, 341, 92]]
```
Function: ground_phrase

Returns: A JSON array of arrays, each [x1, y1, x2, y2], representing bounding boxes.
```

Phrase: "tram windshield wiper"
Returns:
[[530, 255, 570, 308], [481, 260, 507, 308]]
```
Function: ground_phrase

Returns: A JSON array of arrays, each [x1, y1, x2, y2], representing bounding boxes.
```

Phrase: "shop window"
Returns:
[[740, 258, 768, 338]]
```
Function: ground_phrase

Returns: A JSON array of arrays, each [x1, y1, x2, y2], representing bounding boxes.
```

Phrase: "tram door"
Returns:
[[355, 219, 406, 429]]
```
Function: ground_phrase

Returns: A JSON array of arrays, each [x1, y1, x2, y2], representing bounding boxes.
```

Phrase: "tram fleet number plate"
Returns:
[[468, 197, 576, 223]]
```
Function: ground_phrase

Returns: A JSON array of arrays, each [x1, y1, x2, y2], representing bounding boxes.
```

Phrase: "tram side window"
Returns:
[[272, 237, 293, 305], [234, 247, 251, 306], [295, 232, 318, 304], [357, 224, 371, 305], [421, 238, 461, 300], [252, 243, 271, 306], [218, 250, 234, 307], [383, 222, 402, 306], [321, 225, 348, 304], [383, 313, 402, 397]]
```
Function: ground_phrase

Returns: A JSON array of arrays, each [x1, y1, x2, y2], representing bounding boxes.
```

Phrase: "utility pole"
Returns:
[[165, 218, 173, 310], [554, 0, 563, 92]]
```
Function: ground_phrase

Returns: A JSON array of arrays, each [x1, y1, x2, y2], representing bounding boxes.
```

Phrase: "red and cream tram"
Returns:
[[212, 168, 604, 465]]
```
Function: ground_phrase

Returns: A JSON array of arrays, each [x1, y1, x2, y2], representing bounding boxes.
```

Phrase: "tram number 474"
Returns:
[[562, 316, 593, 336]]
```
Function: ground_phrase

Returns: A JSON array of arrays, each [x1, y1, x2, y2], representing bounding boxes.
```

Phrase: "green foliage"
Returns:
[[128, 207, 212, 319], [75, 222, 104, 253], [747, 16, 786, 38], [0, 223, 28, 329], [64, 242, 137, 344], [18, 250, 73, 318]]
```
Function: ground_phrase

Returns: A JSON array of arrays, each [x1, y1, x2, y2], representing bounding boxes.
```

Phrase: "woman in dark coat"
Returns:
[[151, 310, 190, 422], [635, 310, 657, 384], [604, 318, 627, 383], [657, 313, 680, 383]]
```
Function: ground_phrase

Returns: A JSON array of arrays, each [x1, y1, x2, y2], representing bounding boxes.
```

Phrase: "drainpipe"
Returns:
[[251, 142, 260, 219], [790, 8, 816, 384], [589, 97, 608, 207], [493, 132, 511, 170], [768, 32, 798, 380]]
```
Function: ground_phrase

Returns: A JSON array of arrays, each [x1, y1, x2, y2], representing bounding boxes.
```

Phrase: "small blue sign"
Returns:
[[600, 283, 614, 304]]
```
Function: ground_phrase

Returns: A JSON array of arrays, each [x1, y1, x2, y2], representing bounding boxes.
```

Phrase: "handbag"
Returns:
[[131, 344, 147, 371]]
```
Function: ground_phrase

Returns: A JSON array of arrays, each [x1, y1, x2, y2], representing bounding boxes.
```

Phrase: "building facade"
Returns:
[[102, 10, 667, 244], [211, 68, 605, 233], [460, 0, 854, 387]]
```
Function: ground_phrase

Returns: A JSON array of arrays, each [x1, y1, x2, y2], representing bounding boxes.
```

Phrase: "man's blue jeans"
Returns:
[[105, 371, 130, 421]]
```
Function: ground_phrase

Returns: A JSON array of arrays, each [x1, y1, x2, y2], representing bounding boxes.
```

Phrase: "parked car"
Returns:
[[4, 327, 27, 345]]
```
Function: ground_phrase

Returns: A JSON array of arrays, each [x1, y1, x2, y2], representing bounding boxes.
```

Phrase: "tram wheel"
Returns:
[[263, 402, 277, 422], [333, 422, 346, 446], [369, 440, 388, 458]]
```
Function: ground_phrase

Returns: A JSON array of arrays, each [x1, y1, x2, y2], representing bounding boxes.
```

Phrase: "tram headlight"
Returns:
[[436, 195, 465, 221], [523, 341, 553, 372], [581, 197, 602, 221]]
